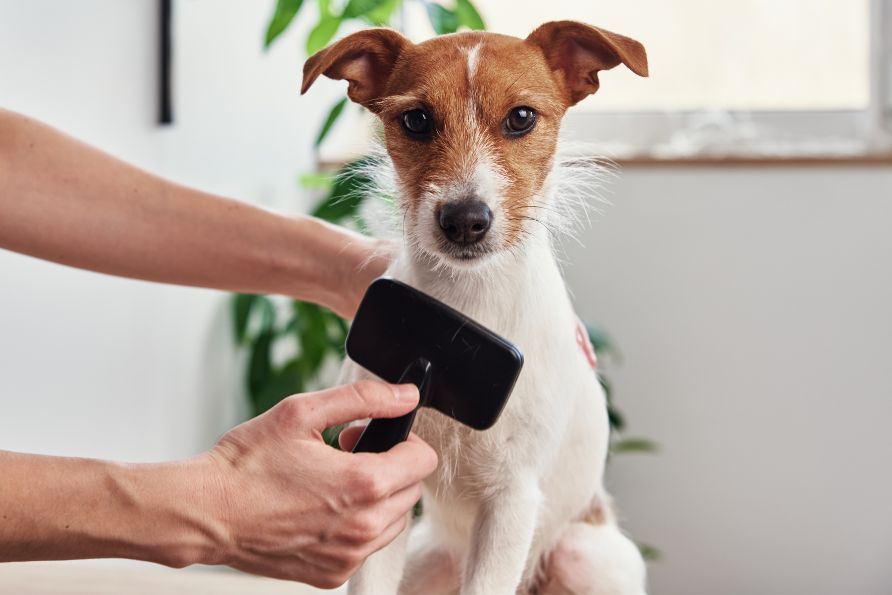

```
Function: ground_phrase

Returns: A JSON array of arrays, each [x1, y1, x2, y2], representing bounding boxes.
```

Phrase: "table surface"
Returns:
[[0, 561, 344, 595]]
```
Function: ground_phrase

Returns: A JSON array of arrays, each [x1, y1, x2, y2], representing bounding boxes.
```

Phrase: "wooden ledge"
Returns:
[[613, 153, 892, 168]]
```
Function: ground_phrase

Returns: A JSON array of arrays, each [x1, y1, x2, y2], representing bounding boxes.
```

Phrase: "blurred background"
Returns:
[[1, 1, 891, 593]]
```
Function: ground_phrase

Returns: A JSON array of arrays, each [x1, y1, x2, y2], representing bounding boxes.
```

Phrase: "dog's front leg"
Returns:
[[462, 475, 542, 595], [348, 519, 410, 595]]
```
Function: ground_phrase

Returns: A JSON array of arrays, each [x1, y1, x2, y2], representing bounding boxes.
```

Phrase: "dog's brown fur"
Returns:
[[302, 23, 647, 249]]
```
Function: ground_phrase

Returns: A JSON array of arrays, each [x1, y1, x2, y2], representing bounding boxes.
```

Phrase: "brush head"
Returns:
[[346, 278, 524, 430]]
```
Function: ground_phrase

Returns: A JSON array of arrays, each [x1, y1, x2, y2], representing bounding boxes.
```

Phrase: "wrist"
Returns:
[[287, 217, 384, 317], [111, 455, 231, 568]]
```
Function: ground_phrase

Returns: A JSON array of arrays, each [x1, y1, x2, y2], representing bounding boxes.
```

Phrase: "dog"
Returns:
[[301, 21, 649, 595]]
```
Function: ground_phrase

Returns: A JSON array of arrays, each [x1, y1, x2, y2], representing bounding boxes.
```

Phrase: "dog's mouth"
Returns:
[[436, 241, 494, 263]]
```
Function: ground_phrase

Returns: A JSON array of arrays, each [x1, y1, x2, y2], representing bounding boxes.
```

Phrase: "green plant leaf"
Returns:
[[363, 0, 401, 25], [294, 302, 331, 377], [586, 323, 614, 358], [599, 373, 613, 403], [638, 543, 662, 562], [256, 296, 277, 334], [322, 423, 345, 447], [424, 2, 460, 35], [612, 437, 659, 454], [311, 156, 376, 223], [232, 294, 257, 344], [329, 315, 350, 355], [299, 171, 334, 190], [315, 97, 348, 148], [343, 0, 392, 18], [607, 405, 625, 433], [247, 298, 277, 397], [252, 361, 303, 416], [454, 0, 485, 30], [248, 327, 275, 400], [264, 0, 305, 48], [306, 14, 342, 55]]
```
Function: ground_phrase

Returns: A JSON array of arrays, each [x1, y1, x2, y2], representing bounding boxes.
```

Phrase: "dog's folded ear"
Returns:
[[301, 28, 410, 111], [526, 21, 648, 106]]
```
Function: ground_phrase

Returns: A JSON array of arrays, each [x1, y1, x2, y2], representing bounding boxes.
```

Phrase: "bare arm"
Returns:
[[0, 382, 437, 588], [0, 108, 388, 318]]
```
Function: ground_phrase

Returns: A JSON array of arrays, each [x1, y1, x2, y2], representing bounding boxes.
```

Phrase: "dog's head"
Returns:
[[302, 22, 647, 270]]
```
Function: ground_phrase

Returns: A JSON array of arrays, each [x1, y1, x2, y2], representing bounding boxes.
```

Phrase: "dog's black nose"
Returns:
[[438, 200, 493, 245]]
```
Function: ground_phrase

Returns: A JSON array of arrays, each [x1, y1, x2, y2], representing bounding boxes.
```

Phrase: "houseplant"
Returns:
[[232, 0, 657, 461]]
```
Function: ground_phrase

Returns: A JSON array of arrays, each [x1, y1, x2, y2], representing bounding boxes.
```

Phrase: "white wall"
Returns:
[[563, 167, 892, 594], [0, 0, 345, 461], [1, 2, 891, 593]]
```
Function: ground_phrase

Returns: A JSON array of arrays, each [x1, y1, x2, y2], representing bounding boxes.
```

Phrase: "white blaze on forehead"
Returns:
[[463, 42, 482, 82], [459, 42, 484, 147], [434, 41, 502, 217]]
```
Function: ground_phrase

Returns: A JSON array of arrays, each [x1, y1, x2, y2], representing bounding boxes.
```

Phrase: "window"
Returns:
[[401, 0, 892, 160], [482, 0, 871, 112]]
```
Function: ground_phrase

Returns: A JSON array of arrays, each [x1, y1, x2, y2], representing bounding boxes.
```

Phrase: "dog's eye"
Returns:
[[505, 106, 537, 136], [401, 109, 433, 137]]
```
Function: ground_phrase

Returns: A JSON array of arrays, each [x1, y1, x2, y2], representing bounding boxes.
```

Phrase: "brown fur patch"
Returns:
[[580, 498, 617, 527], [581, 502, 607, 526]]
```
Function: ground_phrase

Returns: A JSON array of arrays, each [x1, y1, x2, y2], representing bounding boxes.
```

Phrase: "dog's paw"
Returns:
[[539, 522, 647, 595]]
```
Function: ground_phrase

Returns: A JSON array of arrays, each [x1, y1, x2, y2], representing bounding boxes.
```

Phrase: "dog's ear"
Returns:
[[301, 28, 411, 111], [526, 21, 648, 106]]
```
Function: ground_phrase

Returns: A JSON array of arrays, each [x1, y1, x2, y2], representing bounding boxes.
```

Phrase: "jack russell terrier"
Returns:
[[301, 20, 649, 595]]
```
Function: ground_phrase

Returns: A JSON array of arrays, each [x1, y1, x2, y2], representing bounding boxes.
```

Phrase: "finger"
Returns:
[[363, 436, 438, 494], [301, 380, 419, 430], [404, 431, 427, 444], [338, 424, 365, 451], [376, 481, 423, 528], [362, 510, 411, 557]]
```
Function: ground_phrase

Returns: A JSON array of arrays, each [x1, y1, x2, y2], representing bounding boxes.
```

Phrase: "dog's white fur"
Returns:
[[338, 132, 646, 594]]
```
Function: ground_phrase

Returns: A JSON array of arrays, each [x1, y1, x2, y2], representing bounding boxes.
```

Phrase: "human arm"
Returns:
[[0, 381, 437, 588], [0, 108, 389, 319]]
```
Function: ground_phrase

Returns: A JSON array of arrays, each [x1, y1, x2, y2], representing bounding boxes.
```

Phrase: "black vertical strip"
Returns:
[[159, 0, 173, 125]]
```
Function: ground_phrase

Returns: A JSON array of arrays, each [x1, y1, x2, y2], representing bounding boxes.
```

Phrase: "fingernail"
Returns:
[[395, 384, 418, 401]]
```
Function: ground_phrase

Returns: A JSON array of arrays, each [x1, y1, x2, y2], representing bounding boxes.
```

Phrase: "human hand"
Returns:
[[197, 380, 437, 588]]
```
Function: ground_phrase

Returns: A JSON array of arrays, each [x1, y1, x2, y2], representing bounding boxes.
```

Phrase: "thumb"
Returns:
[[303, 380, 419, 430]]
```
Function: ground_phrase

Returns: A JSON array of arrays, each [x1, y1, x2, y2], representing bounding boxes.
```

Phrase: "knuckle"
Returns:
[[160, 550, 194, 570], [363, 473, 387, 501], [345, 465, 371, 493], [349, 466, 386, 502], [350, 512, 383, 543], [275, 395, 308, 426]]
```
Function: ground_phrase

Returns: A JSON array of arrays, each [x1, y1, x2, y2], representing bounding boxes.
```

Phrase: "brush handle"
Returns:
[[352, 359, 431, 453]]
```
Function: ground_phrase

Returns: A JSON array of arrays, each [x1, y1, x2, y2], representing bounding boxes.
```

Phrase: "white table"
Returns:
[[0, 561, 344, 595]]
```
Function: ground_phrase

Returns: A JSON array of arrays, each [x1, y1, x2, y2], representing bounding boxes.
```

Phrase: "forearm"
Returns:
[[0, 108, 375, 313], [0, 450, 225, 567]]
